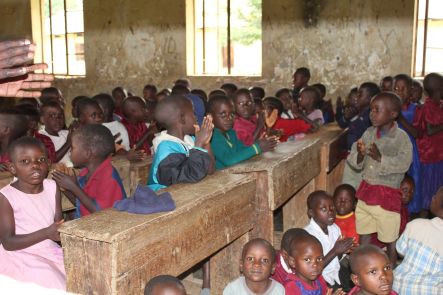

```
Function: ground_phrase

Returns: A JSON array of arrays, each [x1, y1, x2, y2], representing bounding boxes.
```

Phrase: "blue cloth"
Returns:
[[186, 94, 205, 126], [113, 184, 175, 214]]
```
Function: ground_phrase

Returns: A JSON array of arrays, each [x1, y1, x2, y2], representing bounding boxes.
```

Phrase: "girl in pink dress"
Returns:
[[0, 137, 66, 290]]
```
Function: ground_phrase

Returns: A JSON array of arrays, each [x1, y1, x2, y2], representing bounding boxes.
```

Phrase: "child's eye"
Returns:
[[384, 265, 392, 271], [261, 258, 270, 265], [317, 257, 323, 262], [304, 258, 311, 262], [20, 159, 30, 164], [38, 157, 47, 163], [246, 257, 253, 262], [369, 270, 377, 275]]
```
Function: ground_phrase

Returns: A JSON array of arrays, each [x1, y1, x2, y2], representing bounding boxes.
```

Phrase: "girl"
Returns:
[[299, 86, 325, 127], [0, 137, 66, 290]]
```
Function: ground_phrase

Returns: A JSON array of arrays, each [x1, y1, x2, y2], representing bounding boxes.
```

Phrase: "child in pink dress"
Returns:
[[0, 137, 66, 290]]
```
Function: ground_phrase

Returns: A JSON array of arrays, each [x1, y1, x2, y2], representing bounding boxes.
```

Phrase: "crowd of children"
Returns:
[[0, 55, 442, 294]]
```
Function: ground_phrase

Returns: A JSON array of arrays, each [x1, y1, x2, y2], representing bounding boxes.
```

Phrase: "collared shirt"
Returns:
[[272, 251, 298, 286], [223, 277, 285, 295], [304, 218, 342, 286]]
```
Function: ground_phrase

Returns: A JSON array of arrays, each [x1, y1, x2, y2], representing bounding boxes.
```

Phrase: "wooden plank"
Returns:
[[325, 159, 346, 193], [111, 156, 132, 196], [282, 178, 316, 231], [129, 157, 152, 196]]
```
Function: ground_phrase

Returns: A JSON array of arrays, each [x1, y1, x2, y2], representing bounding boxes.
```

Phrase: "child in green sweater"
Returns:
[[208, 95, 278, 169]]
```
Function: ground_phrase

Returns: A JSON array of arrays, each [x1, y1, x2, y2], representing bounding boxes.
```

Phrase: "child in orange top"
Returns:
[[334, 184, 359, 243]]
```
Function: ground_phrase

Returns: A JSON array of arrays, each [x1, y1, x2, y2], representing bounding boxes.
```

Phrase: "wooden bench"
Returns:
[[59, 172, 256, 295]]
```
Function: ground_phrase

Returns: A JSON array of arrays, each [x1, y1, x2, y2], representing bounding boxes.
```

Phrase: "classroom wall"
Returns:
[[0, 0, 415, 114], [0, 0, 32, 40]]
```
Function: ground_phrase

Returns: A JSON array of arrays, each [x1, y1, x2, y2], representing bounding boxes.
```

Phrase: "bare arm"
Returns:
[[398, 113, 420, 138]]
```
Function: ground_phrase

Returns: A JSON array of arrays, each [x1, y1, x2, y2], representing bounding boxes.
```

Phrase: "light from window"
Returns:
[[43, 0, 85, 76], [414, 0, 443, 77], [187, 0, 262, 76]]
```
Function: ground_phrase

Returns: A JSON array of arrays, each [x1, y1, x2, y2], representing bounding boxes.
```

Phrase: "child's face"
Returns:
[[293, 73, 306, 88], [9, 145, 49, 187], [211, 102, 234, 132], [113, 90, 126, 109], [79, 105, 104, 125], [288, 240, 324, 284], [127, 101, 148, 123], [143, 89, 156, 101], [430, 187, 443, 218], [411, 84, 423, 103], [351, 253, 394, 295], [334, 189, 355, 216], [370, 98, 396, 129], [356, 87, 371, 111], [400, 180, 414, 205], [277, 92, 292, 111], [26, 118, 39, 136], [235, 93, 255, 120], [394, 80, 411, 103], [309, 197, 336, 228], [241, 243, 274, 285], [255, 101, 264, 115], [299, 91, 314, 111], [151, 283, 186, 295], [41, 106, 65, 134], [70, 135, 89, 168], [381, 80, 393, 92]]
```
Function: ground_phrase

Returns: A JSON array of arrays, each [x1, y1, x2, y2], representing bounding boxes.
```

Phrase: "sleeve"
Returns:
[[347, 129, 370, 170], [378, 133, 412, 175], [156, 149, 211, 186], [233, 121, 255, 146], [396, 226, 409, 256]]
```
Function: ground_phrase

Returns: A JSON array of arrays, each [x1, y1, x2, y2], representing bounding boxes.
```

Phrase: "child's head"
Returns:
[[369, 92, 401, 128], [221, 83, 238, 98], [208, 89, 227, 100], [71, 96, 89, 119], [155, 95, 196, 135], [280, 228, 311, 265], [40, 101, 65, 134], [299, 86, 321, 112], [311, 83, 326, 100], [430, 186, 443, 219], [143, 84, 158, 102], [263, 97, 284, 117], [287, 232, 324, 283], [171, 84, 190, 96], [174, 78, 191, 89], [356, 82, 381, 112], [423, 72, 443, 101], [122, 96, 149, 123], [380, 76, 393, 92], [144, 275, 186, 295], [234, 88, 255, 120], [254, 98, 264, 114], [40, 87, 65, 107], [70, 124, 115, 168], [249, 86, 265, 100], [411, 80, 423, 103], [393, 74, 413, 103], [275, 88, 293, 111], [17, 97, 40, 110], [240, 238, 276, 286], [350, 245, 394, 295], [111, 87, 128, 110], [16, 104, 40, 136], [76, 98, 104, 126], [8, 136, 49, 185], [292, 67, 311, 89], [92, 94, 115, 123], [307, 190, 336, 228], [333, 184, 356, 216], [208, 95, 234, 133], [400, 174, 415, 205]]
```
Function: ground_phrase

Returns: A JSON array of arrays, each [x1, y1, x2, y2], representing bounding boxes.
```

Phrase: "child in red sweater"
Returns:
[[334, 184, 359, 243]]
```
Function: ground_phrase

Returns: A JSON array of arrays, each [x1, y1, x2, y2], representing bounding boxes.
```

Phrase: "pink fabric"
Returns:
[[0, 179, 66, 290], [356, 180, 402, 213], [233, 116, 261, 146]]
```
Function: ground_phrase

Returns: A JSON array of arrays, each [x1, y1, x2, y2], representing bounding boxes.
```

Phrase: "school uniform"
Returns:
[[121, 119, 151, 155], [271, 251, 298, 286], [102, 120, 130, 151], [223, 277, 285, 295], [39, 129, 72, 166], [233, 116, 261, 146]]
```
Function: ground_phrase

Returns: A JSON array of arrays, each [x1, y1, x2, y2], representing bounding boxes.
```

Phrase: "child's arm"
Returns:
[[293, 111, 319, 132], [135, 123, 158, 150], [426, 122, 443, 136], [323, 237, 354, 267], [54, 184, 63, 222], [398, 113, 421, 138], [0, 193, 63, 251]]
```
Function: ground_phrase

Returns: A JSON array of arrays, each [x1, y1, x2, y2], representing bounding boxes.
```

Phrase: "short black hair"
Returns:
[[289, 232, 322, 256], [17, 97, 40, 109], [171, 84, 190, 96], [281, 228, 309, 252], [76, 98, 101, 116], [8, 136, 47, 161], [307, 190, 331, 209], [208, 89, 227, 100], [233, 88, 251, 102], [242, 238, 276, 264], [0, 110, 29, 140], [300, 86, 321, 104], [155, 95, 192, 128], [174, 78, 191, 88], [207, 94, 231, 113], [423, 72, 443, 98], [40, 87, 62, 104], [144, 275, 185, 295], [112, 87, 128, 95], [92, 93, 115, 116], [372, 92, 402, 114], [143, 84, 158, 93], [359, 82, 381, 98], [40, 101, 64, 115], [401, 174, 415, 188], [221, 83, 238, 93], [74, 124, 115, 159], [333, 184, 356, 199], [412, 79, 423, 89], [71, 96, 90, 118], [350, 245, 389, 275], [295, 67, 311, 79], [311, 83, 326, 98], [381, 76, 393, 83], [249, 86, 265, 99], [275, 88, 291, 98], [394, 74, 413, 88], [263, 96, 284, 116], [16, 104, 40, 121]]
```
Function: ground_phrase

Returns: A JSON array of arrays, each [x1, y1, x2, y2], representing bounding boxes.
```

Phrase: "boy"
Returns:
[[40, 87, 65, 108], [148, 95, 215, 191], [171, 84, 205, 126], [223, 238, 285, 295], [292, 67, 310, 99], [349, 245, 397, 295], [275, 88, 294, 119], [380, 76, 394, 92], [0, 110, 28, 169], [76, 98, 104, 126], [221, 83, 238, 99], [52, 124, 126, 217], [304, 191, 355, 289], [144, 275, 186, 295], [208, 95, 278, 169], [348, 92, 412, 265], [334, 184, 358, 242], [249, 86, 265, 100], [111, 86, 128, 119]]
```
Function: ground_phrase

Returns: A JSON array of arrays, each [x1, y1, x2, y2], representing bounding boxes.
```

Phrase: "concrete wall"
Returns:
[[1, 0, 415, 111], [0, 0, 32, 40]]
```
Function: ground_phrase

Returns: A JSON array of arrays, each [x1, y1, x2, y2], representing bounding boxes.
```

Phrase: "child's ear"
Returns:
[[179, 112, 186, 125], [271, 262, 276, 275], [8, 163, 16, 175], [308, 208, 313, 218], [350, 273, 360, 287], [287, 255, 296, 269], [239, 259, 244, 274]]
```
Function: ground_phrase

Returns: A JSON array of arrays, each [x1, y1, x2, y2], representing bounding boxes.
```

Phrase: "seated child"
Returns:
[[0, 110, 28, 168], [76, 98, 104, 126], [335, 87, 358, 130], [143, 84, 158, 103], [393, 186, 443, 295], [112, 86, 128, 120], [40, 87, 65, 108], [349, 245, 397, 295], [298, 86, 324, 126], [233, 88, 265, 146], [249, 86, 265, 100], [0, 137, 65, 290], [411, 79, 423, 105], [275, 88, 295, 119], [380, 76, 394, 92], [348, 92, 412, 265], [148, 95, 215, 191], [70, 95, 89, 128], [53, 124, 126, 218], [208, 95, 278, 169], [144, 275, 186, 295], [171, 84, 206, 126], [221, 82, 238, 99], [284, 230, 330, 295], [39, 101, 72, 165], [254, 98, 264, 115], [304, 191, 355, 289], [223, 238, 285, 295], [333, 184, 359, 242], [263, 97, 313, 142], [292, 67, 310, 99], [312, 83, 334, 124]]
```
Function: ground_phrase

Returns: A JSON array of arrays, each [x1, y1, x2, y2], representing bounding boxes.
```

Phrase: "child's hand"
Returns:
[[258, 135, 278, 153], [195, 115, 214, 147], [357, 139, 365, 156], [327, 288, 346, 295], [257, 111, 265, 130], [46, 219, 64, 241], [126, 146, 146, 162], [367, 143, 381, 162], [52, 171, 79, 192], [333, 236, 354, 256], [344, 105, 358, 120]]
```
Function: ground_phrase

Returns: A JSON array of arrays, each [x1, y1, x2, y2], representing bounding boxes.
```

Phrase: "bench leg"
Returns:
[[283, 178, 316, 231]]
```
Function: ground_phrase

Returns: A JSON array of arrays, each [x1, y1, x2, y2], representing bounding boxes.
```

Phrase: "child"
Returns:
[[233, 88, 265, 146], [112, 86, 128, 119], [380, 76, 394, 92], [292, 67, 310, 99], [349, 245, 397, 295], [413, 73, 443, 213], [333, 184, 358, 242], [249, 86, 265, 100], [393, 74, 422, 215], [348, 92, 412, 265], [275, 88, 295, 119], [0, 137, 65, 289], [411, 80, 423, 104], [254, 98, 264, 115], [144, 275, 186, 295], [299, 87, 324, 126], [208, 95, 278, 169], [336, 87, 358, 130], [148, 95, 215, 191], [304, 191, 355, 289], [393, 187, 443, 295], [53, 124, 126, 218], [223, 238, 285, 295], [0, 110, 28, 167], [39, 101, 72, 166], [40, 87, 65, 108], [221, 82, 238, 99], [143, 84, 158, 103], [76, 98, 104, 126], [312, 83, 334, 124], [284, 231, 329, 295], [263, 97, 313, 142], [171, 84, 205, 126]]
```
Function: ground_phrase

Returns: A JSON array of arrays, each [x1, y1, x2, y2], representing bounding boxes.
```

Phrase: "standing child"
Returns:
[[0, 137, 65, 289], [299, 87, 324, 126], [53, 124, 126, 218], [333, 184, 359, 243], [348, 92, 412, 265], [223, 238, 285, 295]]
